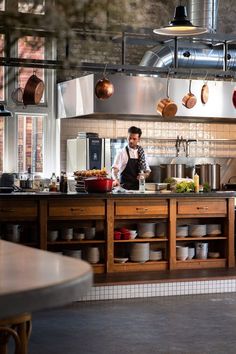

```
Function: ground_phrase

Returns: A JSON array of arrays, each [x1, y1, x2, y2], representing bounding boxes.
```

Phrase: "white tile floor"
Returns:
[[79, 279, 236, 301]]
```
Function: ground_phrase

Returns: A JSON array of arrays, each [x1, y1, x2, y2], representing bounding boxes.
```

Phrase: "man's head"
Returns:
[[127, 126, 142, 149]]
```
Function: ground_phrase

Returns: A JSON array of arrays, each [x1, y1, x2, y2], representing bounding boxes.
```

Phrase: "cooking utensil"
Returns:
[[156, 77, 178, 118], [195, 164, 220, 191], [84, 177, 113, 193], [182, 79, 197, 109], [232, 90, 236, 108], [11, 87, 23, 104], [160, 164, 186, 181], [95, 77, 114, 100], [201, 83, 209, 104], [23, 73, 45, 105]]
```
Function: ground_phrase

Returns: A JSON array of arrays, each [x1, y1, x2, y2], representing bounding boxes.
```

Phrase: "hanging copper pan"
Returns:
[[201, 83, 209, 104], [232, 89, 236, 109], [23, 74, 45, 105], [156, 78, 178, 118], [182, 79, 197, 109]]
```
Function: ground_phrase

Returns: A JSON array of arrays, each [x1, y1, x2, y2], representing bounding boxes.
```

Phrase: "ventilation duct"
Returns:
[[140, 0, 236, 71]]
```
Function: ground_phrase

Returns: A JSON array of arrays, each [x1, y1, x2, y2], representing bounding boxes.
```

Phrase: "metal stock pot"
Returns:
[[195, 164, 221, 191], [160, 164, 186, 181]]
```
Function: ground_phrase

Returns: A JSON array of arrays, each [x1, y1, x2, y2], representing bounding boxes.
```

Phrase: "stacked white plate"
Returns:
[[176, 225, 188, 237], [189, 224, 207, 237], [130, 243, 150, 262], [63, 249, 82, 259], [138, 223, 155, 238], [206, 224, 221, 235]]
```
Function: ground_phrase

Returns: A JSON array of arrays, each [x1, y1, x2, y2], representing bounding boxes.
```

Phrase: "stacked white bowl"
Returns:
[[86, 247, 100, 264], [63, 249, 82, 259], [206, 224, 221, 235], [188, 247, 195, 260], [176, 225, 188, 238], [130, 243, 150, 262], [149, 249, 162, 261], [176, 246, 189, 260], [189, 224, 207, 237], [129, 230, 137, 239], [138, 223, 155, 238]]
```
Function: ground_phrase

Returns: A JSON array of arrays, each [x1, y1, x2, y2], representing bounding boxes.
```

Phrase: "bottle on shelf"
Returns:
[[49, 172, 57, 192], [26, 167, 33, 189], [60, 171, 68, 193], [139, 170, 146, 193], [193, 171, 199, 193], [56, 176, 60, 192]]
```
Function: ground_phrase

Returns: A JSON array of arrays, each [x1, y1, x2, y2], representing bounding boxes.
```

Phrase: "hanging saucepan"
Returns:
[[95, 76, 114, 100], [182, 79, 197, 109], [201, 72, 209, 104], [11, 87, 23, 104], [232, 89, 236, 109], [95, 64, 114, 100], [23, 73, 45, 105], [156, 77, 178, 118]]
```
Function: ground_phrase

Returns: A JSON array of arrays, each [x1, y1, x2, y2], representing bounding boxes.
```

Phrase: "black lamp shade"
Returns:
[[0, 104, 12, 117]]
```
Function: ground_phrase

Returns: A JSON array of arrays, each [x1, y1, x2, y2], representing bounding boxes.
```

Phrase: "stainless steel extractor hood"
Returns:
[[57, 73, 236, 121]]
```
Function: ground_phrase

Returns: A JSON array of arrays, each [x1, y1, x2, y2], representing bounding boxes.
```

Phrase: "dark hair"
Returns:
[[128, 126, 142, 137]]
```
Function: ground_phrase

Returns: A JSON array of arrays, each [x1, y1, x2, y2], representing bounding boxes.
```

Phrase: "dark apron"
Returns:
[[120, 147, 139, 190]]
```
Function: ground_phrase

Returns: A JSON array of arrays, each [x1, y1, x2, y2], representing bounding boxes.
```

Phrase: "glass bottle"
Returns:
[[194, 172, 199, 193], [139, 170, 145, 193]]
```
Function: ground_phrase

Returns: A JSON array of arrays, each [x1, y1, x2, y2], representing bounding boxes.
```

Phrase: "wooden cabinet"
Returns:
[[47, 199, 106, 274], [0, 200, 39, 248], [0, 195, 234, 275]]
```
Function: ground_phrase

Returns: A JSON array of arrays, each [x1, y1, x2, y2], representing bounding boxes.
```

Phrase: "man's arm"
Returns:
[[112, 167, 120, 186]]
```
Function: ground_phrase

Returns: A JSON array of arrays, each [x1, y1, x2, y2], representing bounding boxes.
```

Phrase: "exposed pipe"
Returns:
[[140, 0, 236, 72]]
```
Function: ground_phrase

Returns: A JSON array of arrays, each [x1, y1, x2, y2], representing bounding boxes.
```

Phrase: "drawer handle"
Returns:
[[0, 208, 15, 212], [196, 206, 208, 211], [70, 208, 84, 212], [136, 207, 148, 212]]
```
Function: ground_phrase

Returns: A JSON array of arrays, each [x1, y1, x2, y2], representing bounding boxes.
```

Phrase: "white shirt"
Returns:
[[112, 145, 151, 174]]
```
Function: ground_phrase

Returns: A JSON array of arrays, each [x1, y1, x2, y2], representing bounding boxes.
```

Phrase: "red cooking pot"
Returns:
[[84, 177, 113, 193]]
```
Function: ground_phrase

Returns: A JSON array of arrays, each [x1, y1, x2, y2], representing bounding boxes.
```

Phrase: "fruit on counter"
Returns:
[[74, 168, 108, 178]]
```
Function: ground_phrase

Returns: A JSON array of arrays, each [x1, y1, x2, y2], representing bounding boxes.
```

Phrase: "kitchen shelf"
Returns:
[[176, 236, 227, 241], [176, 258, 227, 269], [47, 240, 106, 245], [114, 238, 168, 242]]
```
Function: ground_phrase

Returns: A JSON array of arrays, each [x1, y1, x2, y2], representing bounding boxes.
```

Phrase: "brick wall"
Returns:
[[58, 0, 236, 170]]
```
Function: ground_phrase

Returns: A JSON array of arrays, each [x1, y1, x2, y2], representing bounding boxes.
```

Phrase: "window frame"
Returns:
[[0, 2, 59, 177]]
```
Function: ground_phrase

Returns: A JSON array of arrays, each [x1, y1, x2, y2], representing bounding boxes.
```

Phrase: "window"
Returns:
[[0, 1, 58, 176], [18, 0, 45, 15], [17, 114, 44, 173]]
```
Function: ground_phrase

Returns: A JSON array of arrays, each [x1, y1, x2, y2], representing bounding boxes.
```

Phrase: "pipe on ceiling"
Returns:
[[140, 0, 236, 71]]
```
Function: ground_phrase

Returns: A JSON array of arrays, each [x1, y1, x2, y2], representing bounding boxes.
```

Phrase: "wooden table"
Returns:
[[0, 240, 93, 353]]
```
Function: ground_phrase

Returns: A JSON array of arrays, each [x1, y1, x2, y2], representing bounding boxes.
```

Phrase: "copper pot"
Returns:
[[201, 83, 209, 104], [182, 80, 197, 109], [157, 78, 178, 118], [23, 74, 45, 105], [95, 77, 114, 100]]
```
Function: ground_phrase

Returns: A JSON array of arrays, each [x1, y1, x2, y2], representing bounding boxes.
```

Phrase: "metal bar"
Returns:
[[174, 37, 178, 69], [121, 32, 126, 65]]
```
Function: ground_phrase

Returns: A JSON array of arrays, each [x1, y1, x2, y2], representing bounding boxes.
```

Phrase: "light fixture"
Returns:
[[153, 5, 208, 36], [0, 104, 12, 117]]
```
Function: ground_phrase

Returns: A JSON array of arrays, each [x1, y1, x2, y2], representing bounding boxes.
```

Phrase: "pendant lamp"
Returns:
[[0, 104, 12, 117], [153, 5, 208, 36]]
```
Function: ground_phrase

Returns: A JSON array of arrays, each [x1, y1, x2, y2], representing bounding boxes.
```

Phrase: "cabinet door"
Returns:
[[48, 200, 105, 218], [0, 200, 37, 220], [177, 199, 227, 216], [115, 200, 168, 217]]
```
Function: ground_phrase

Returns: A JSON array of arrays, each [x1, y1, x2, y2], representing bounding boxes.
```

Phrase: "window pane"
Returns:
[[0, 34, 4, 101], [18, 0, 45, 14], [0, 1, 5, 11], [0, 117, 4, 172], [18, 36, 45, 102], [17, 115, 44, 173]]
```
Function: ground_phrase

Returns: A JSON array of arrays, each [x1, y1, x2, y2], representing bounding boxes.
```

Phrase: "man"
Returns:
[[112, 126, 151, 190]]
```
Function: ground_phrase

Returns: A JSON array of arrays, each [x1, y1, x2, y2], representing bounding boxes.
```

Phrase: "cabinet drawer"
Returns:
[[0, 201, 37, 218], [177, 199, 227, 215], [115, 200, 168, 216], [48, 200, 105, 217]]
